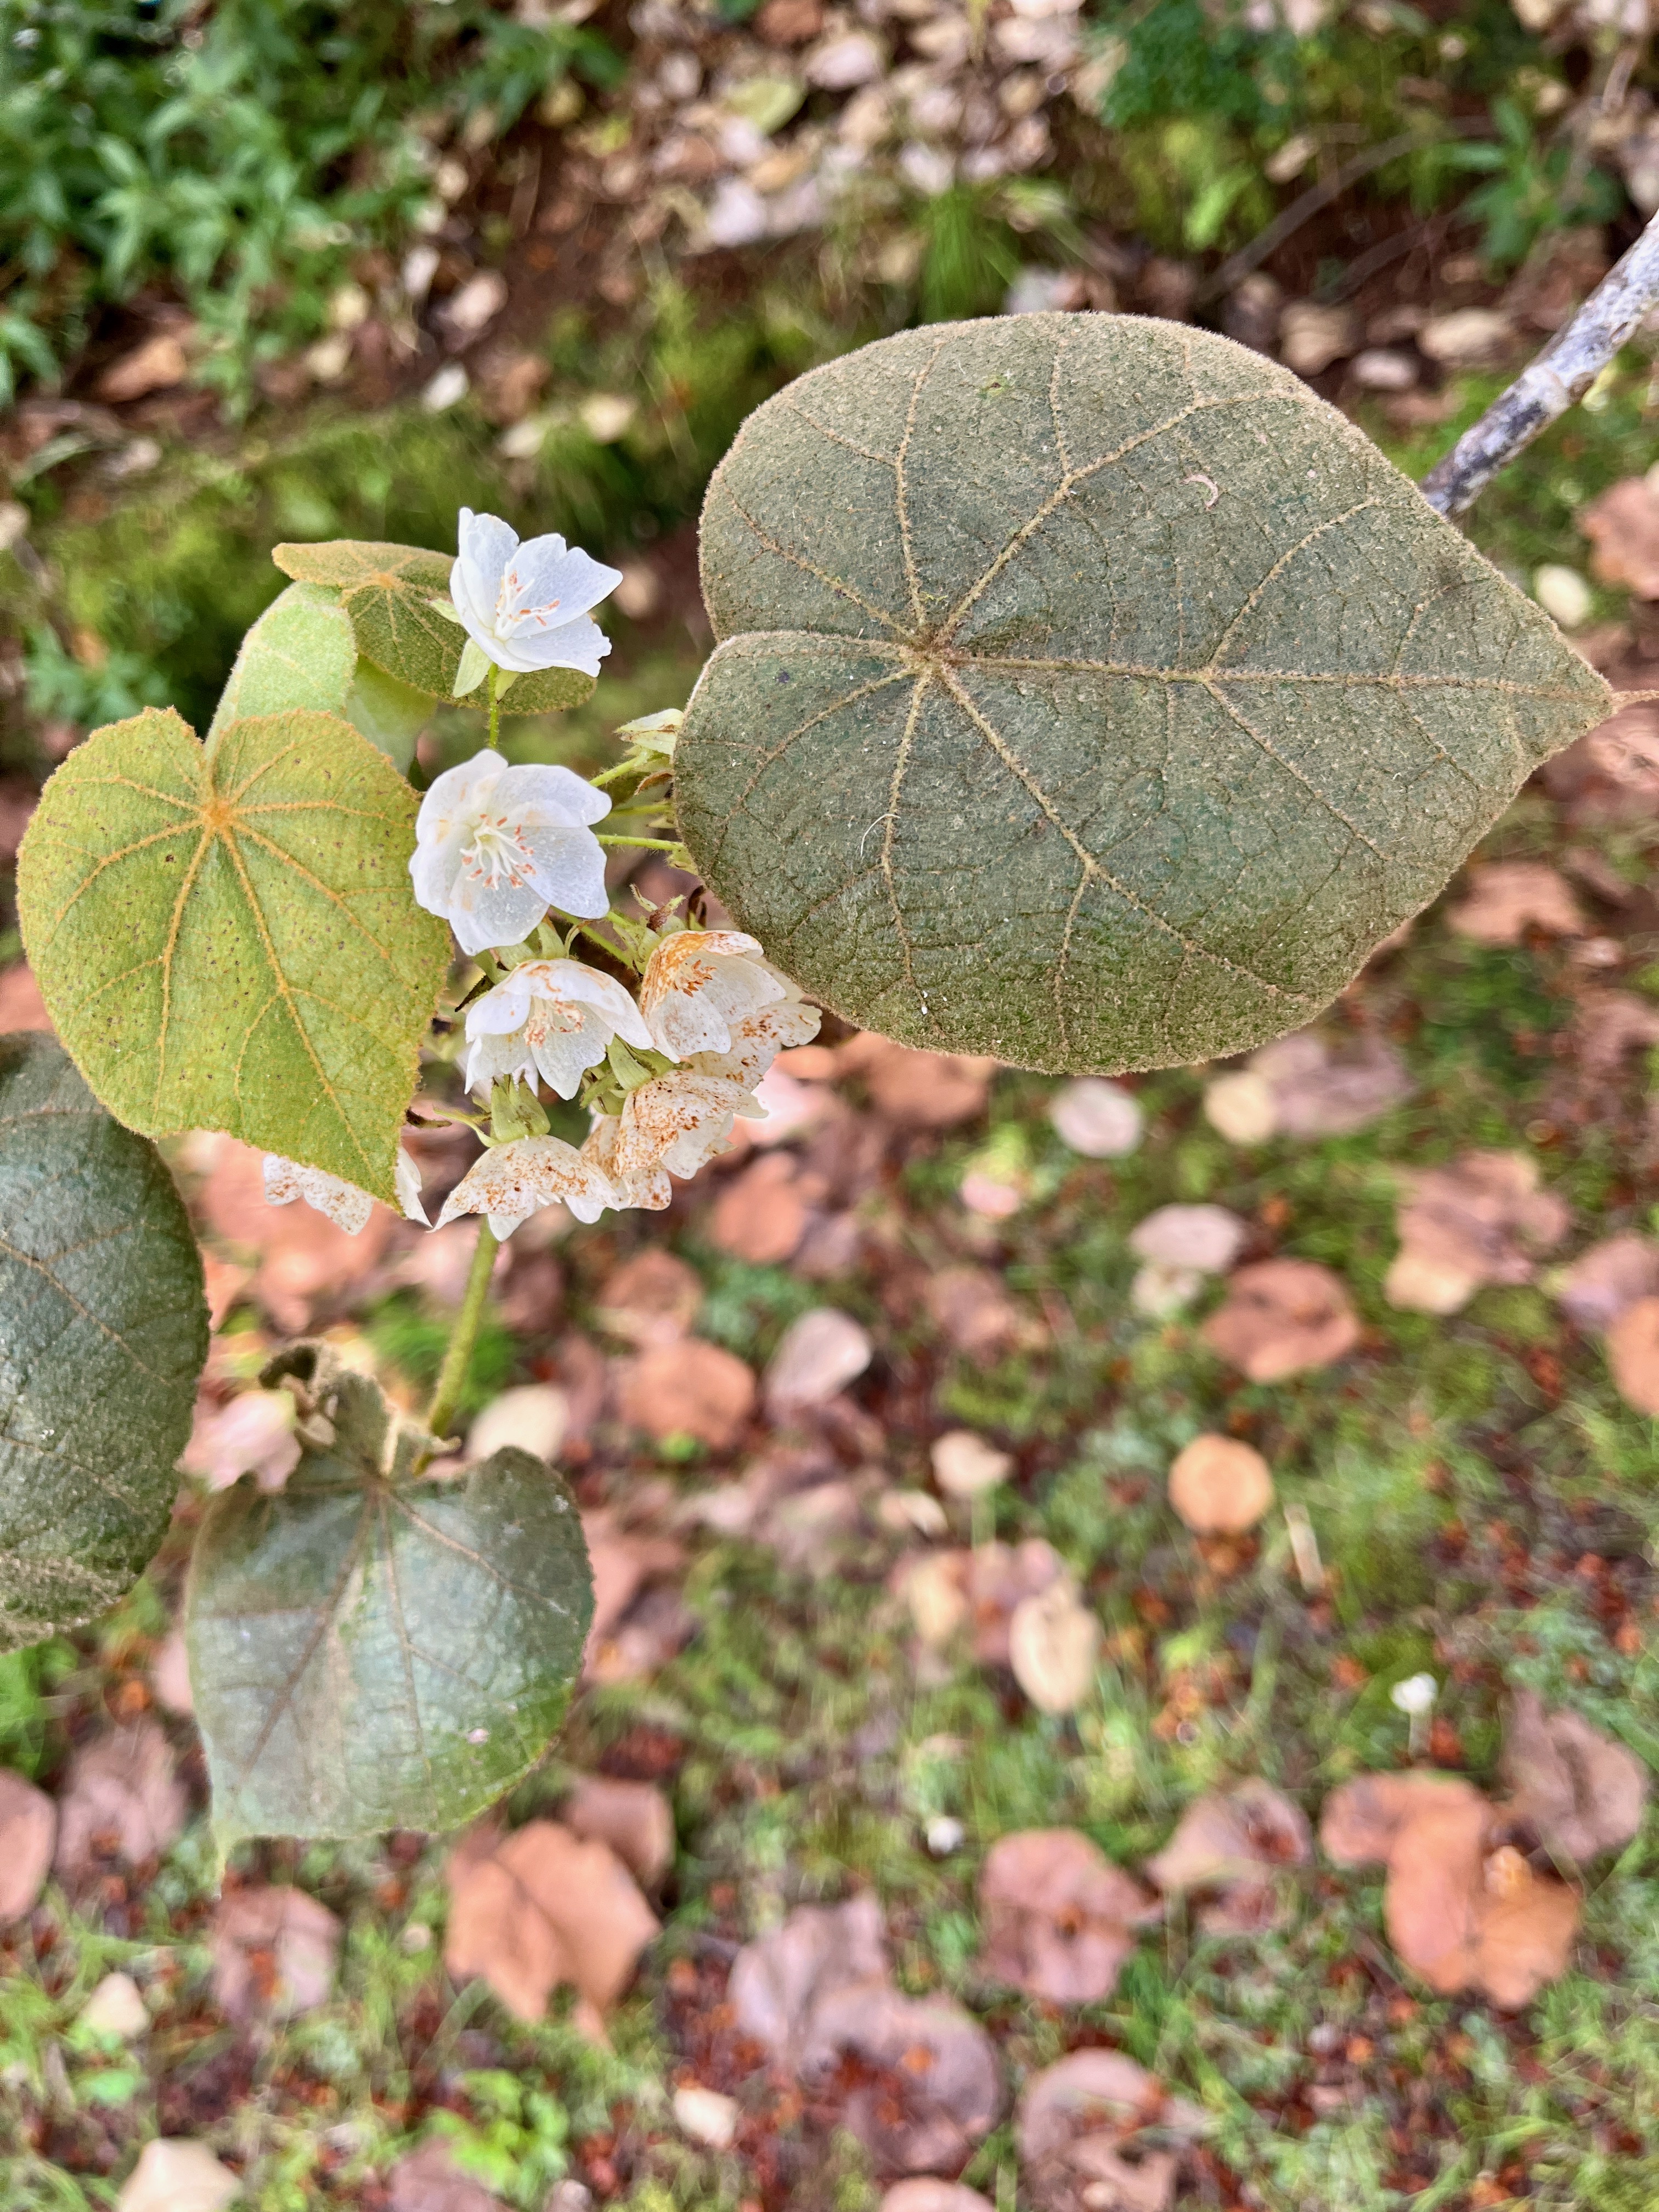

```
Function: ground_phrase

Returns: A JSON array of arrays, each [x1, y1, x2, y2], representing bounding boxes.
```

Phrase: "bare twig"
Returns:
[[1420, 204, 1659, 517]]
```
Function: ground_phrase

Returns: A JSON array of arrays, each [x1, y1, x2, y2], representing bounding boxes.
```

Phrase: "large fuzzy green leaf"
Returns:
[[186, 1345, 594, 1842], [679, 314, 1611, 1073], [273, 538, 594, 715], [16, 705, 450, 1205], [207, 581, 358, 736], [0, 1034, 207, 1651]]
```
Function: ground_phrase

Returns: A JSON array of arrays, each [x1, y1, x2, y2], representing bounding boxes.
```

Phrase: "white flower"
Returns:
[[582, 1070, 764, 1210], [462, 958, 653, 1101], [410, 748, 611, 954], [686, 990, 822, 1092], [263, 1148, 428, 1233], [1390, 1672, 1438, 1718], [450, 507, 622, 689], [436, 1135, 617, 1239], [640, 929, 819, 1066]]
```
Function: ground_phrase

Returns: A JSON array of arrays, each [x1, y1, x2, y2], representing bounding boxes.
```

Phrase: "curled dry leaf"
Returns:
[[1200, 1259, 1359, 1383], [926, 1265, 1021, 1356], [930, 1430, 1013, 1498], [0, 1768, 57, 1921], [1144, 1780, 1311, 1934], [1500, 1689, 1648, 1863], [443, 1819, 659, 2034], [54, 1719, 187, 1880], [977, 1829, 1157, 2003], [806, 1980, 1004, 2175], [709, 1150, 825, 1264], [595, 1249, 704, 1346], [1319, 1771, 1580, 2006], [1017, 2049, 1210, 2212], [387, 2138, 504, 2212], [764, 1306, 873, 1413], [1166, 1435, 1273, 1535], [1554, 1233, 1659, 1332], [210, 1884, 341, 2022], [1386, 1150, 1569, 1314], [1446, 861, 1587, 945], [1008, 1579, 1101, 1714], [728, 1891, 889, 2072], [1127, 1204, 1246, 1274], [1607, 1294, 1659, 1413], [560, 1774, 675, 1886], [837, 1034, 996, 1127], [617, 1338, 757, 1449], [116, 2139, 241, 2212], [1048, 1078, 1142, 1158]]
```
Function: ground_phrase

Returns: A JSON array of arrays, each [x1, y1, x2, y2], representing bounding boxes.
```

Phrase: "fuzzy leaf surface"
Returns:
[[0, 1034, 207, 1650], [207, 582, 357, 737], [186, 1347, 594, 1842], [680, 314, 1610, 1072], [273, 538, 595, 713], [16, 706, 449, 1205]]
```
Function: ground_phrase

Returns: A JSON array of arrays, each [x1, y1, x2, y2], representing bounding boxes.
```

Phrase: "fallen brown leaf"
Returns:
[[0, 961, 52, 1032], [1581, 472, 1659, 597], [837, 1033, 997, 1127], [595, 1251, 704, 1347], [195, 1133, 392, 1331], [1385, 1150, 1567, 1316], [1554, 1233, 1659, 1331], [977, 1829, 1157, 2002], [1048, 1077, 1142, 1158], [806, 1979, 1003, 2174], [210, 1883, 341, 2021], [98, 329, 190, 403], [1245, 1029, 1413, 1137], [1017, 2049, 1210, 2212], [1447, 861, 1587, 945], [560, 1775, 675, 1886], [465, 1384, 567, 1466], [1008, 1579, 1101, 1713], [1127, 1204, 1246, 1273], [387, 2138, 505, 2212], [709, 1150, 826, 1263], [879, 2183, 995, 2212], [1201, 1259, 1359, 1382], [1144, 1780, 1311, 1934], [443, 1820, 659, 2034], [616, 1337, 755, 1449], [728, 1892, 889, 2071], [764, 1306, 872, 1414], [54, 1720, 187, 1880], [1542, 702, 1659, 826], [1319, 1770, 1487, 1865], [0, 1768, 57, 1921], [1573, 989, 1659, 1077], [930, 1430, 1012, 1498], [1500, 1689, 1648, 1862], [580, 1508, 690, 1683], [1166, 1435, 1273, 1534], [115, 2139, 240, 2212], [926, 1265, 1020, 1356], [1607, 1293, 1659, 1414], [180, 1386, 301, 1491]]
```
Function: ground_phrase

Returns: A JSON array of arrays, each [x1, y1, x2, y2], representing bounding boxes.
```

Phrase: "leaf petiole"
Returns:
[[425, 1219, 500, 1445]]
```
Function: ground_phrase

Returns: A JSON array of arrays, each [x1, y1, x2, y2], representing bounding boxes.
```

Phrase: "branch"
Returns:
[[1420, 205, 1659, 518]]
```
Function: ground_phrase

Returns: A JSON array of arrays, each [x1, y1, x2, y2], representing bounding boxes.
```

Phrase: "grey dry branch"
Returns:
[[1420, 205, 1659, 517]]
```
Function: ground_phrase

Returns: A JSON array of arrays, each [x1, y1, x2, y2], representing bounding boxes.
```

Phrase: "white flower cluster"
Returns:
[[263, 509, 820, 1243]]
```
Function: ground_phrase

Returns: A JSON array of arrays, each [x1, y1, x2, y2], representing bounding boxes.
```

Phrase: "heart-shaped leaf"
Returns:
[[679, 314, 1610, 1073], [185, 1345, 594, 1842], [16, 706, 450, 1205], [273, 538, 595, 714], [207, 582, 357, 736], [0, 1033, 207, 1651]]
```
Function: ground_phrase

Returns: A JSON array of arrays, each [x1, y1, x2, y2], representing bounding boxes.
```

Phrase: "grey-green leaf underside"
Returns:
[[186, 1345, 594, 1843], [0, 1034, 207, 1651], [679, 313, 1611, 1072]]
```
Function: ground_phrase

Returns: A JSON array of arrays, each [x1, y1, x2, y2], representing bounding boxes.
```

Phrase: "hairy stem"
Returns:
[[1420, 204, 1659, 517], [426, 1220, 499, 1442], [596, 833, 681, 851]]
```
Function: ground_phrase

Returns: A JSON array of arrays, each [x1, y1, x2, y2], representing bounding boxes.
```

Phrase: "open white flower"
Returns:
[[464, 958, 653, 1100], [436, 1135, 617, 1239], [640, 930, 810, 1061], [263, 1148, 428, 1233], [410, 749, 610, 953], [583, 1070, 764, 1210], [450, 508, 622, 690]]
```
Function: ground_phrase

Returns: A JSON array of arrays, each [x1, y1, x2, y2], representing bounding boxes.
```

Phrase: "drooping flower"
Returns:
[[640, 930, 816, 1062], [583, 1070, 764, 1210], [410, 749, 610, 953], [436, 1135, 617, 1239], [263, 1148, 428, 1233], [450, 508, 622, 690], [463, 958, 653, 1101], [684, 980, 822, 1091]]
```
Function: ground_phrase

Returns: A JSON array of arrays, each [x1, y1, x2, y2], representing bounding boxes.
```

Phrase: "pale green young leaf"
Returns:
[[0, 1034, 207, 1651], [206, 580, 356, 737], [272, 537, 595, 714], [343, 657, 433, 770], [679, 314, 1611, 1074], [185, 1344, 594, 1842], [16, 705, 450, 1205]]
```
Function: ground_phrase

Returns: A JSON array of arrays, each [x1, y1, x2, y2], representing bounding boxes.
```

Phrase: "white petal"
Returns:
[[497, 611, 614, 677], [415, 750, 506, 845], [454, 510, 518, 631], [528, 1008, 612, 1098], [500, 540, 624, 631], [437, 1135, 618, 1232], [464, 1027, 535, 1098], [465, 971, 537, 1040], [262, 1154, 375, 1235], [520, 822, 610, 921], [503, 762, 612, 827], [453, 635, 494, 696], [396, 1147, 430, 1226], [540, 958, 653, 1048], [447, 874, 550, 956]]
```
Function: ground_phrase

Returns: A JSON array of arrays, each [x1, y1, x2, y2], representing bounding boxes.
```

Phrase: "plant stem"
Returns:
[[596, 833, 680, 851], [1420, 201, 1659, 516], [425, 1220, 499, 1443], [488, 662, 500, 750]]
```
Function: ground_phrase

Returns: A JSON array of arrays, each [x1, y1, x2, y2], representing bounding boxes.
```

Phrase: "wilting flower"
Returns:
[[464, 958, 653, 1100], [450, 508, 622, 690], [640, 930, 817, 1063], [263, 1149, 428, 1233], [436, 1135, 617, 1239], [410, 749, 610, 953], [583, 1070, 764, 1210], [685, 980, 822, 1091]]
